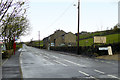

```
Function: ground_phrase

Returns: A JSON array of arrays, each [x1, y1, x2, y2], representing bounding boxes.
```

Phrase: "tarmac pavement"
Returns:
[[2, 51, 22, 80]]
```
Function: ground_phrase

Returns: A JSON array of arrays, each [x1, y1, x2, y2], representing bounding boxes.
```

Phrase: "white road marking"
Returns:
[[64, 59, 86, 67], [111, 63, 115, 64], [20, 52, 22, 57], [2, 58, 8, 65], [42, 59, 47, 61], [107, 75, 118, 78], [79, 71, 90, 76], [44, 53, 49, 56], [43, 56, 49, 59], [39, 54, 42, 56], [79, 71, 98, 80], [94, 69, 105, 74], [52, 56, 59, 59], [53, 60, 67, 66], [19, 53, 23, 64], [18, 48, 22, 51], [20, 59, 23, 64]]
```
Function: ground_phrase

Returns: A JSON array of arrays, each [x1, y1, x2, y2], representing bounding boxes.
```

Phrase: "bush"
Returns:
[[2, 49, 13, 58]]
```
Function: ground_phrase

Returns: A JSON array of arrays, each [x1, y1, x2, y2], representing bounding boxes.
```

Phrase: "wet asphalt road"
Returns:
[[20, 44, 119, 80]]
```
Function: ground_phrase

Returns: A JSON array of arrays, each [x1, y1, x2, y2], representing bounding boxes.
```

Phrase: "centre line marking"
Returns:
[[52, 56, 59, 59], [43, 59, 47, 61], [79, 71, 90, 76], [44, 56, 49, 59], [54, 60, 67, 66], [94, 69, 105, 74], [107, 75, 118, 78], [79, 71, 98, 80], [64, 59, 86, 67]]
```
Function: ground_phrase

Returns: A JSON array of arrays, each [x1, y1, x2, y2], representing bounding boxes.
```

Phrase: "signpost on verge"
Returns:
[[94, 36, 113, 55]]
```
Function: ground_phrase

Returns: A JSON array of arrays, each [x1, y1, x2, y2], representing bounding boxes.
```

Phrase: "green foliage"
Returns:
[[78, 29, 120, 40], [29, 41, 43, 47], [16, 43, 23, 50]]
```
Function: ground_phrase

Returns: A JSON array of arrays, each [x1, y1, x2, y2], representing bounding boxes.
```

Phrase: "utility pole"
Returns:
[[38, 31, 40, 48], [77, 0, 80, 55]]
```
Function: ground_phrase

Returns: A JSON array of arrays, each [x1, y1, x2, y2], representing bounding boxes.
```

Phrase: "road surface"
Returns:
[[19, 44, 119, 80]]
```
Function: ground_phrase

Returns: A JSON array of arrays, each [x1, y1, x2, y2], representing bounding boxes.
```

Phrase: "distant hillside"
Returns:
[[79, 33, 120, 46], [77, 29, 120, 40], [26, 40, 43, 47]]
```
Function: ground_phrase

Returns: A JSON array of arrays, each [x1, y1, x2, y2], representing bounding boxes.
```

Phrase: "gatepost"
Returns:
[[93, 36, 113, 55]]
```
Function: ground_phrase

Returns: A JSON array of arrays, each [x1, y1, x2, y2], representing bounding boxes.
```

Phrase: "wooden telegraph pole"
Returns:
[[77, 0, 80, 55]]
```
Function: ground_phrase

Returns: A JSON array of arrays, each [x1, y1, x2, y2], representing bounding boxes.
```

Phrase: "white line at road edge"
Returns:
[[19, 52, 23, 78], [53, 60, 67, 66], [94, 69, 105, 74], [2, 58, 8, 66]]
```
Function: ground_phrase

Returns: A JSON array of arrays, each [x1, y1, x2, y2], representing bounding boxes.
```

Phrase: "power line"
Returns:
[[46, 0, 76, 30]]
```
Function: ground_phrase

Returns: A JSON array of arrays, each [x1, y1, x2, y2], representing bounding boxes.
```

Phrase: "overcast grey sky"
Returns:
[[19, 0, 119, 42]]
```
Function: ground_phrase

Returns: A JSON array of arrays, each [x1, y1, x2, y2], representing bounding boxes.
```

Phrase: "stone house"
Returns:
[[55, 32, 76, 46], [43, 30, 66, 49]]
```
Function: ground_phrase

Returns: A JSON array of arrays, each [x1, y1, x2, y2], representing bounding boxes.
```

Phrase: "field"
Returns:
[[30, 41, 43, 47], [79, 33, 120, 46]]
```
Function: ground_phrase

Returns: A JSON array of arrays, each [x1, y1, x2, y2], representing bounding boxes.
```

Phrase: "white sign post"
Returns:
[[99, 46, 113, 55], [107, 46, 113, 55]]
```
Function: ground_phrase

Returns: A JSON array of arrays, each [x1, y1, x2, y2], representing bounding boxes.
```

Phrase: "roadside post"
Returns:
[[107, 46, 113, 55], [13, 35, 18, 55], [94, 36, 113, 55], [99, 46, 113, 55]]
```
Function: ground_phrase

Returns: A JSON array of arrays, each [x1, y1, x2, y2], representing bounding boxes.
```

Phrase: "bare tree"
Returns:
[[0, 0, 29, 50]]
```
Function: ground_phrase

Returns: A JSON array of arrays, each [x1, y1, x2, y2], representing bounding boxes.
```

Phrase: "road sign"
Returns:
[[94, 36, 106, 43], [99, 46, 113, 55], [99, 47, 108, 50]]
